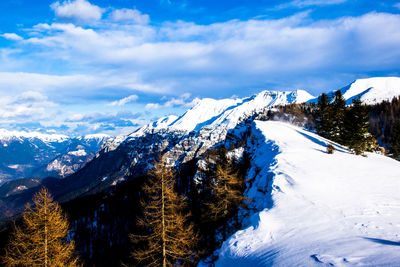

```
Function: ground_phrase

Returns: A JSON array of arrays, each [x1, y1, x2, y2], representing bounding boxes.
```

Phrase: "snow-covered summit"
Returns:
[[130, 115, 179, 137], [168, 90, 314, 133], [132, 90, 314, 137], [340, 77, 400, 104], [0, 129, 69, 143], [217, 121, 400, 266]]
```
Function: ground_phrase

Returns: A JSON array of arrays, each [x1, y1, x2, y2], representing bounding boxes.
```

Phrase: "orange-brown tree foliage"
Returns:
[[2, 187, 80, 267], [131, 159, 198, 267]]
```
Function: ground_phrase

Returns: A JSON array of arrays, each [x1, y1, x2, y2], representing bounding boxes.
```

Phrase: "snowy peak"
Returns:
[[129, 115, 179, 137], [0, 129, 69, 143], [340, 77, 400, 104], [168, 90, 314, 132], [133, 90, 314, 136], [0, 129, 111, 143], [168, 97, 242, 132]]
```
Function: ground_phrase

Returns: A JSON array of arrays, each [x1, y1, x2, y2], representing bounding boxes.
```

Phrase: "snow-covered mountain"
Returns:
[[0, 131, 110, 184], [217, 121, 400, 266], [1, 76, 400, 238], [0, 89, 315, 219], [340, 77, 400, 104], [132, 90, 314, 136], [306, 77, 400, 104]]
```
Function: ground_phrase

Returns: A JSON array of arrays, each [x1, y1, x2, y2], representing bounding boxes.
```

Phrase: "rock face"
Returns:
[[0, 131, 110, 184]]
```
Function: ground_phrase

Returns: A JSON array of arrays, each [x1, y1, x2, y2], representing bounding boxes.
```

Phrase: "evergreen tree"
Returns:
[[331, 90, 346, 143], [131, 158, 198, 267], [391, 118, 400, 159], [344, 99, 375, 155], [2, 187, 80, 267], [316, 93, 334, 139]]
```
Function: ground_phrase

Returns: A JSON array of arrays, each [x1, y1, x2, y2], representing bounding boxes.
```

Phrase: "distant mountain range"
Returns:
[[0, 131, 110, 184], [0, 77, 399, 220]]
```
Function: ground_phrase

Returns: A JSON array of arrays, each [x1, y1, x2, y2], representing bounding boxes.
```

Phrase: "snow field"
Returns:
[[217, 121, 400, 266]]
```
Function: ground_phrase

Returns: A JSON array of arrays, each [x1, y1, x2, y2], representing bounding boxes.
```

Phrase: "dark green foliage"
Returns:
[[316, 93, 334, 139], [344, 99, 376, 154], [391, 119, 400, 159], [314, 91, 376, 155], [368, 96, 400, 158], [316, 91, 346, 143], [332, 90, 346, 143]]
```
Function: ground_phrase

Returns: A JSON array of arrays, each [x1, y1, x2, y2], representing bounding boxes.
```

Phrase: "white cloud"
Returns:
[[110, 8, 150, 25], [183, 97, 200, 108], [24, 12, 400, 83], [108, 94, 139, 106], [145, 103, 161, 110], [395, 3, 400, 9], [13, 91, 48, 103], [0, 72, 168, 99], [277, 0, 347, 8], [2, 11, 400, 135], [146, 93, 195, 110], [2, 12, 399, 100], [0, 91, 56, 120], [51, 0, 104, 22], [1, 33, 23, 41]]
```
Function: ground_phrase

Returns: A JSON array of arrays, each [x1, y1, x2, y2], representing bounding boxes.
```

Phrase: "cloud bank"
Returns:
[[0, 0, 399, 135]]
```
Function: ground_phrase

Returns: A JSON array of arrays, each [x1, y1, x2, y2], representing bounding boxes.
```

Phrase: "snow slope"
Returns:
[[341, 77, 400, 104], [217, 121, 400, 266]]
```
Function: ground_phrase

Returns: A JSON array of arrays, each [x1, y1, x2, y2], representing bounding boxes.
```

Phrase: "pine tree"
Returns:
[[2, 187, 80, 267], [316, 93, 334, 139], [332, 90, 346, 143], [344, 99, 375, 155], [131, 158, 198, 267], [391, 118, 400, 159]]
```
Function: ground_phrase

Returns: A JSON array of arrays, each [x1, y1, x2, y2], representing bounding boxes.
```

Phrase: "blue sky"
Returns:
[[0, 0, 399, 135]]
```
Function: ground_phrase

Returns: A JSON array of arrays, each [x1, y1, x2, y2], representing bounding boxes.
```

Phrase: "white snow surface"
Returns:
[[132, 90, 314, 137], [217, 121, 400, 267], [170, 90, 313, 132], [341, 77, 400, 104], [67, 149, 87, 156], [83, 134, 110, 140], [130, 115, 179, 137], [0, 129, 69, 142]]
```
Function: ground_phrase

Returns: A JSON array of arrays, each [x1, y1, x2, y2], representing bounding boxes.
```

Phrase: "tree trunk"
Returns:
[[162, 171, 166, 267], [44, 190, 48, 267]]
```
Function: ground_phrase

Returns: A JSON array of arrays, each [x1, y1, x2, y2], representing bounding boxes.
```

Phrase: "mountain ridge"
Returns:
[[217, 121, 400, 266], [1, 77, 399, 221]]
